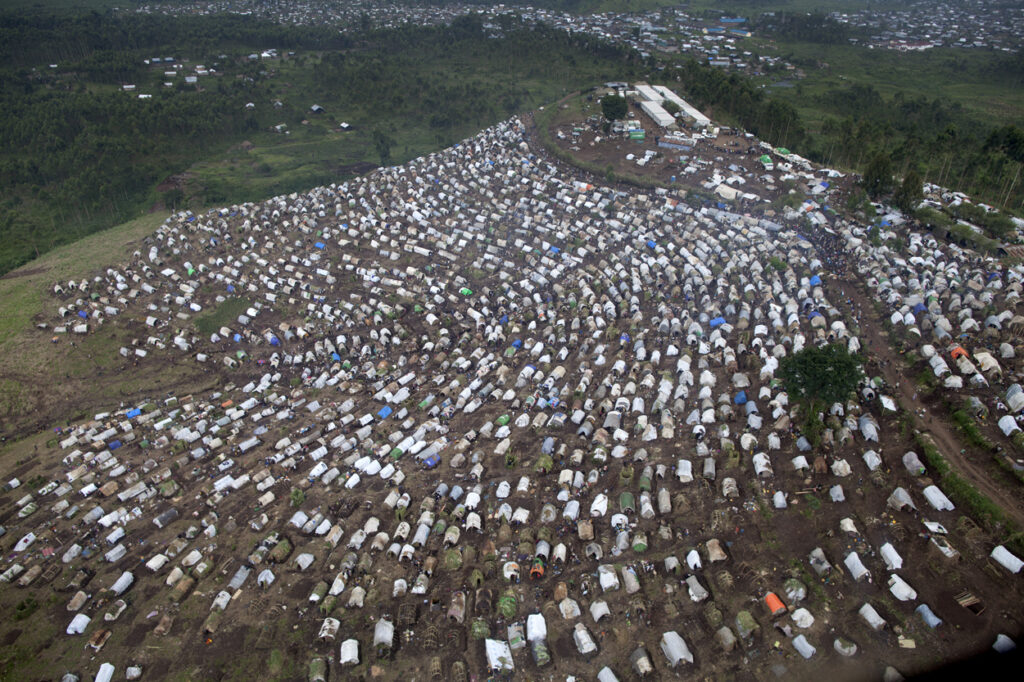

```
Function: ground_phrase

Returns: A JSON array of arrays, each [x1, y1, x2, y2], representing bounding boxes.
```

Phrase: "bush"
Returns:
[[951, 409, 994, 450], [14, 597, 38, 621]]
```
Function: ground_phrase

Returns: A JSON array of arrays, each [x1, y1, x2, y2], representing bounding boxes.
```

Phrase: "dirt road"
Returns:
[[833, 269, 1024, 531]]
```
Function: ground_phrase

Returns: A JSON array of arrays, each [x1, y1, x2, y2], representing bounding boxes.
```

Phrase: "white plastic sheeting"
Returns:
[[991, 545, 1024, 573]]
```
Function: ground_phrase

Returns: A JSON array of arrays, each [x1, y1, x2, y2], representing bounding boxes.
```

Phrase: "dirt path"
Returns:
[[832, 269, 1024, 530]]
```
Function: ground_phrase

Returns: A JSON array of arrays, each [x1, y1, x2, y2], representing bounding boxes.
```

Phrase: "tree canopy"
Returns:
[[862, 152, 894, 199], [893, 169, 924, 212], [600, 94, 627, 121], [372, 128, 394, 166], [778, 343, 864, 409]]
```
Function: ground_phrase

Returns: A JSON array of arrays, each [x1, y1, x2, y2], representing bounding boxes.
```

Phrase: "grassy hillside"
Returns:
[[0, 211, 218, 439], [0, 12, 643, 276]]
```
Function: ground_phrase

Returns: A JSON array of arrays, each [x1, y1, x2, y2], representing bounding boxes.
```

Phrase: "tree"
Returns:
[[289, 487, 305, 508], [778, 343, 864, 446], [372, 128, 394, 166], [862, 152, 894, 198], [893, 169, 924, 213], [600, 94, 627, 122], [161, 187, 185, 209], [661, 99, 680, 116]]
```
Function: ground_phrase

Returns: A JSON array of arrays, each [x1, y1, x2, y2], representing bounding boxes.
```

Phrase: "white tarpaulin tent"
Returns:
[[923, 485, 955, 511], [888, 574, 917, 601], [880, 543, 903, 570], [340, 639, 360, 665], [484, 639, 514, 672], [660, 631, 694, 666], [844, 552, 871, 582], [998, 415, 1021, 436], [526, 613, 547, 642], [991, 545, 1024, 573], [66, 613, 90, 635], [859, 603, 886, 631]]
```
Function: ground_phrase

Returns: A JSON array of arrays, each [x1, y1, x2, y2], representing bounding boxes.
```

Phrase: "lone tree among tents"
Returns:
[[778, 343, 864, 446], [600, 94, 628, 122]]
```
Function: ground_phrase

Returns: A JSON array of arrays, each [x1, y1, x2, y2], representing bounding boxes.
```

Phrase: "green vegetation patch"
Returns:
[[0, 211, 167, 348], [950, 409, 995, 451], [195, 297, 252, 337]]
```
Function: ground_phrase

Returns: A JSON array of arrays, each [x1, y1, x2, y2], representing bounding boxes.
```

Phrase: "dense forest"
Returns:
[[665, 61, 805, 149], [314, 15, 639, 136], [810, 89, 1024, 214]]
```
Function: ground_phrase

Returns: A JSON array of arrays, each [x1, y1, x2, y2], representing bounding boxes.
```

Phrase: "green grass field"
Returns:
[[0, 210, 219, 438], [756, 41, 1024, 129], [0, 211, 169, 349]]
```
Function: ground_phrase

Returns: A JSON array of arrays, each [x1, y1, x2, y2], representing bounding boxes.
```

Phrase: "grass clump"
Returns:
[[195, 297, 252, 337], [950, 409, 995, 451]]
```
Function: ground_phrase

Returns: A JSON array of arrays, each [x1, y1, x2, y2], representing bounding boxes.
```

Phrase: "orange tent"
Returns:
[[764, 592, 787, 617], [950, 346, 968, 360]]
